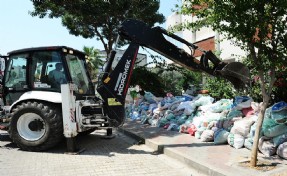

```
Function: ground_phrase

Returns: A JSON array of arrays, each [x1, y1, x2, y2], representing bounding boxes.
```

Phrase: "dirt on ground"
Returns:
[[239, 160, 278, 172]]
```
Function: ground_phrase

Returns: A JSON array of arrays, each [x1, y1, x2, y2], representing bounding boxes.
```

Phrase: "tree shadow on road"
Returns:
[[46, 130, 153, 156], [1, 129, 151, 156]]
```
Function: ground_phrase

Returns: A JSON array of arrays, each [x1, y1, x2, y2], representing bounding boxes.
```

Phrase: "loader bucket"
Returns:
[[217, 62, 250, 90]]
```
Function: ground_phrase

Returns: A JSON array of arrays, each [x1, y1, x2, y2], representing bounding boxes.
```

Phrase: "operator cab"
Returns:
[[2, 46, 94, 105]]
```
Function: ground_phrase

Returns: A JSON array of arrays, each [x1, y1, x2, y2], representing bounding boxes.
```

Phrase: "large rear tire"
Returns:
[[9, 101, 63, 151]]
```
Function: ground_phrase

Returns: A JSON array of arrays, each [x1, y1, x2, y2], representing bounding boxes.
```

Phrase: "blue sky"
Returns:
[[0, 0, 180, 55]]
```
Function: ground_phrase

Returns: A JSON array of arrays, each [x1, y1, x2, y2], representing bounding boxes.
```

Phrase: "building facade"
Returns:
[[166, 12, 246, 62]]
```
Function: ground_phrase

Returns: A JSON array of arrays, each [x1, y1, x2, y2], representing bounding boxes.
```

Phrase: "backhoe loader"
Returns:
[[0, 19, 250, 152]]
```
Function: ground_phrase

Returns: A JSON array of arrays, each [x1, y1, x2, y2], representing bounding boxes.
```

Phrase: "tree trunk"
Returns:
[[250, 102, 268, 167], [250, 68, 275, 167]]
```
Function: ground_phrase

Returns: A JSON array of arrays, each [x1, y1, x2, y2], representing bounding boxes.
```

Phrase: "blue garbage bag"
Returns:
[[232, 96, 253, 110], [270, 101, 287, 124], [227, 110, 243, 119], [271, 101, 287, 123], [139, 103, 150, 111], [177, 115, 188, 125], [272, 101, 287, 112], [182, 94, 193, 101], [144, 92, 157, 104]]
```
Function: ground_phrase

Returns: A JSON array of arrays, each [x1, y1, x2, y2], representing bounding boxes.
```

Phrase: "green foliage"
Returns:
[[129, 90, 138, 100], [164, 69, 202, 95], [241, 58, 262, 102], [82, 46, 104, 81], [243, 58, 287, 103], [141, 48, 203, 96], [179, 69, 202, 91], [272, 78, 287, 103], [30, 0, 165, 54], [130, 67, 165, 97], [159, 70, 182, 95], [177, 1, 287, 103], [130, 65, 202, 97], [179, 1, 287, 58], [248, 82, 262, 102], [203, 76, 237, 100]]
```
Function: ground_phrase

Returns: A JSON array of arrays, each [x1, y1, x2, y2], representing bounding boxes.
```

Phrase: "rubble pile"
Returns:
[[125, 92, 287, 159]]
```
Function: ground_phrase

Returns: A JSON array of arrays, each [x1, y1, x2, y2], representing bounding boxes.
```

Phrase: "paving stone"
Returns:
[[0, 129, 195, 176]]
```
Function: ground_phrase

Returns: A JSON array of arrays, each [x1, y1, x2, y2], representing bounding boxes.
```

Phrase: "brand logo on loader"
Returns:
[[116, 60, 131, 95]]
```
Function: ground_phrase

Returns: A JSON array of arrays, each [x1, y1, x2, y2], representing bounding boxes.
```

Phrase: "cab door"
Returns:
[[3, 54, 28, 105]]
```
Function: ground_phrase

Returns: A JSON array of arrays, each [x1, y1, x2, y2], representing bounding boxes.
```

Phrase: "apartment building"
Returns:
[[166, 12, 246, 62]]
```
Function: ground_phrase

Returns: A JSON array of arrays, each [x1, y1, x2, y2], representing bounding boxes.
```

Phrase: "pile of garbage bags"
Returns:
[[125, 92, 287, 160]]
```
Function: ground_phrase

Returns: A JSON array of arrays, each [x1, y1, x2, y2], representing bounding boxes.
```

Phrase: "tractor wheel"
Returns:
[[8, 101, 63, 151]]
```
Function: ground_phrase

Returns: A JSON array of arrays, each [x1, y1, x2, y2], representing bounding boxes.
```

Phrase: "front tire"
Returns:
[[9, 101, 63, 151]]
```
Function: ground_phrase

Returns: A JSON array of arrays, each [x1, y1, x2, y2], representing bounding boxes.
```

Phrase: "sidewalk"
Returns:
[[119, 119, 287, 176]]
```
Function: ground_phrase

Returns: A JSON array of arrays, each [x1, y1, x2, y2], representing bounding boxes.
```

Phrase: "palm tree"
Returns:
[[82, 46, 104, 82]]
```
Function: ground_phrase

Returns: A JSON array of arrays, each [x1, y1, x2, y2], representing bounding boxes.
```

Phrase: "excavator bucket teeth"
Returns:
[[217, 62, 250, 89]]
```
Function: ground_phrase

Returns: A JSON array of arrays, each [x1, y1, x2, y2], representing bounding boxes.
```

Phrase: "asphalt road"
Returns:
[[0, 129, 200, 176]]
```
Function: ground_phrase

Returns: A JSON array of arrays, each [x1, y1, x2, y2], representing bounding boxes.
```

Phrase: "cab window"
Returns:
[[31, 51, 66, 91], [4, 54, 27, 90]]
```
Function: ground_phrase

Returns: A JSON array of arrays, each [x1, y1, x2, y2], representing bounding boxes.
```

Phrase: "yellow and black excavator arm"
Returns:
[[97, 19, 250, 127]]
